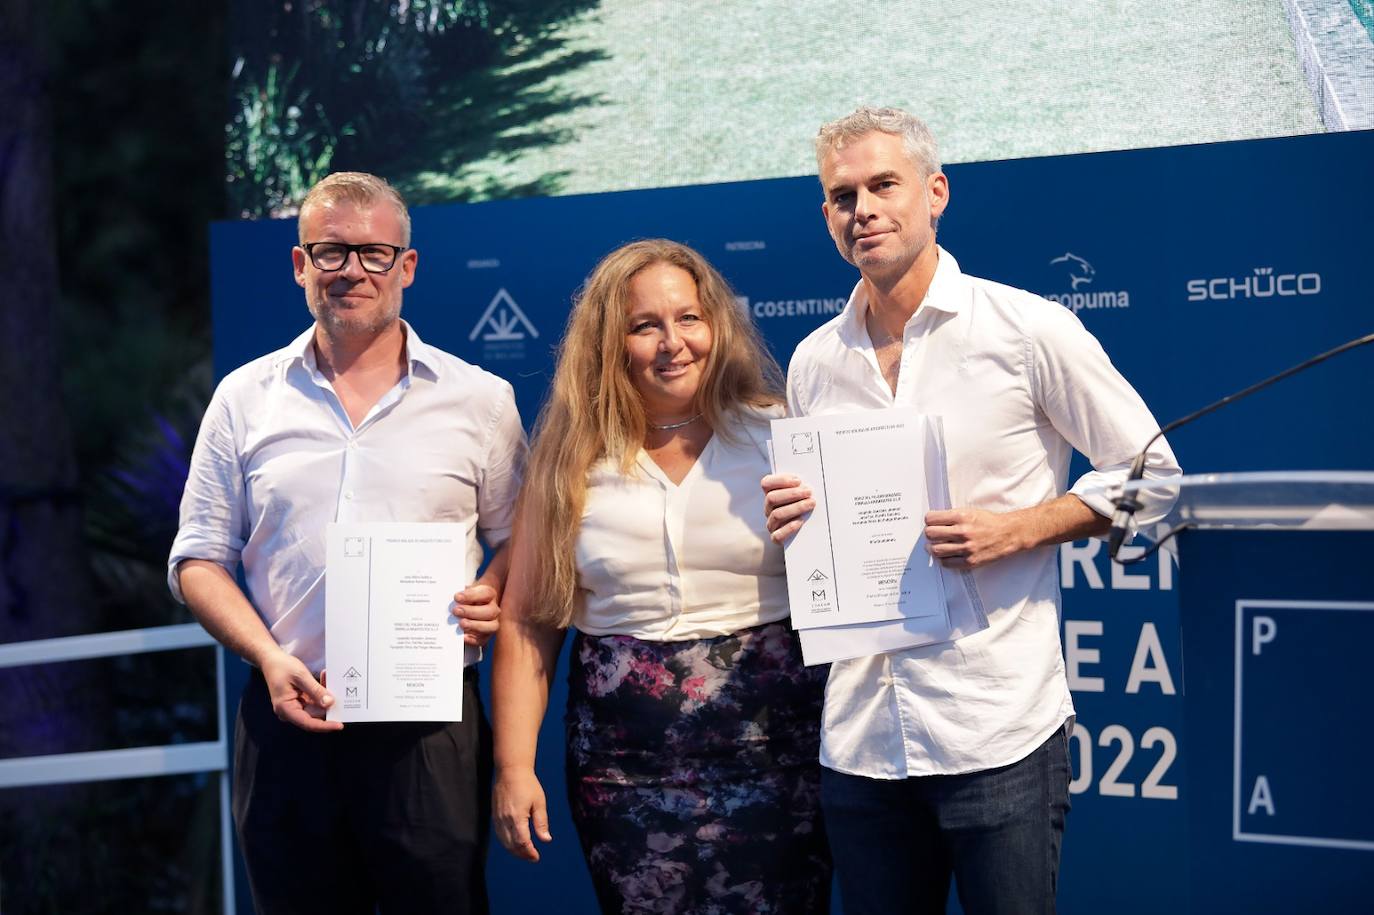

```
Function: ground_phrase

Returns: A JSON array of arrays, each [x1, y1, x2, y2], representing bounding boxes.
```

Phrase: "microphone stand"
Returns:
[[1108, 332, 1374, 563]]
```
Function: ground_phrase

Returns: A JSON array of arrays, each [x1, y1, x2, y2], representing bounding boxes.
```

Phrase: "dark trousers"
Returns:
[[821, 722, 1072, 915], [232, 668, 492, 915]]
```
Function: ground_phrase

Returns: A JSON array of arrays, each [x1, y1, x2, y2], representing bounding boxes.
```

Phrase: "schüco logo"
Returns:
[[1185, 268, 1322, 301], [1044, 252, 1130, 314]]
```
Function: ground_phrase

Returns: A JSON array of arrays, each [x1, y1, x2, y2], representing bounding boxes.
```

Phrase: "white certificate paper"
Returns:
[[771, 409, 949, 631], [325, 522, 467, 723]]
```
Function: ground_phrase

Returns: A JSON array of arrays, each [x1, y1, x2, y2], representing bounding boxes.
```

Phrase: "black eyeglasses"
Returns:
[[301, 242, 408, 274]]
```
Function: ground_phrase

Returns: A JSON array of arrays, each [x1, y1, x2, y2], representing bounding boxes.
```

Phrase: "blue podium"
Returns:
[[1120, 472, 1374, 913]]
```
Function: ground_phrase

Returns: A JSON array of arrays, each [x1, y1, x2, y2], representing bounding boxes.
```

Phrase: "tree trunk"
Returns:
[[0, 0, 100, 758]]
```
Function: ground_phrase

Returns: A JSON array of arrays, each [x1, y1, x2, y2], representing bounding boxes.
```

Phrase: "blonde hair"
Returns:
[[521, 239, 783, 627], [814, 106, 942, 179], [297, 172, 411, 246]]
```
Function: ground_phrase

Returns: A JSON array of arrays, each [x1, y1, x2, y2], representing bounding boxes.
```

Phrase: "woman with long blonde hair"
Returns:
[[491, 239, 831, 912]]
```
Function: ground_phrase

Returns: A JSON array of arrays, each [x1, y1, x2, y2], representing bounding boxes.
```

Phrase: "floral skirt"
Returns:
[[565, 620, 831, 915]]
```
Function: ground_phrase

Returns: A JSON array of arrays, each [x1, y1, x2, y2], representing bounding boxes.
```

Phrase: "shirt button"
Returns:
[[344, 491, 354, 501], [347, 440, 357, 450]]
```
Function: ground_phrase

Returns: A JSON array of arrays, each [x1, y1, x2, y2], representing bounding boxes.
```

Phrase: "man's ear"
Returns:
[[927, 172, 950, 223], [291, 246, 308, 288]]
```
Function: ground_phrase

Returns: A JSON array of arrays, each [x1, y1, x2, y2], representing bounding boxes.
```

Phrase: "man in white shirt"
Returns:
[[169, 172, 527, 914], [763, 108, 1179, 913]]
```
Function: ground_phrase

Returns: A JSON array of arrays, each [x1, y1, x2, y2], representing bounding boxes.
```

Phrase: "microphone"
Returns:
[[1108, 331, 1374, 562], [1107, 487, 1142, 560]]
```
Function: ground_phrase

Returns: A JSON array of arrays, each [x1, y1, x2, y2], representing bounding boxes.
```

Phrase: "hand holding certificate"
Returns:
[[325, 522, 468, 722], [770, 408, 989, 664]]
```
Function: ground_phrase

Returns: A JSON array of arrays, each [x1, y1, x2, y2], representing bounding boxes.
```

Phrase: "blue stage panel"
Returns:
[[210, 129, 1374, 913]]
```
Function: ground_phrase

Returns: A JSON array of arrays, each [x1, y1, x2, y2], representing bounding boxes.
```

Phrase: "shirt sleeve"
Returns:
[[166, 383, 249, 603], [1029, 302, 1181, 531], [475, 380, 528, 549]]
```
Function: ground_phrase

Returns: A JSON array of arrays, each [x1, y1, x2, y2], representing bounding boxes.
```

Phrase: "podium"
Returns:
[[1115, 471, 1374, 913]]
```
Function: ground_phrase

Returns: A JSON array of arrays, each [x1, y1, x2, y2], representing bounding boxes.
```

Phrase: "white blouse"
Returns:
[[573, 408, 790, 641]]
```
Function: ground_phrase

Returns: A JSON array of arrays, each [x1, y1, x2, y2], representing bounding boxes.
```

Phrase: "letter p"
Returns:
[[1252, 616, 1277, 656]]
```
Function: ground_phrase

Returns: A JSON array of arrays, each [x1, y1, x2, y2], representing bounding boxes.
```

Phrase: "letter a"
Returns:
[[1125, 623, 1176, 695], [1248, 775, 1276, 816]]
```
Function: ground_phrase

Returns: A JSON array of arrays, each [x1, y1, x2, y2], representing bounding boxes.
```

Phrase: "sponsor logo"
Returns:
[[739, 295, 848, 320], [469, 288, 539, 361], [1185, 267, 1321, 301], [1045, 252, 1130, 314], [466, 258, 500, 269], [470, 288, 538, 341], [724, 240, 766, 251], [1050, 252, 1095, 290]]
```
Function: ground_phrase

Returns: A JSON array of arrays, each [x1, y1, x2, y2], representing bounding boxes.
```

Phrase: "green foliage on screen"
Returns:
[[226, 0, 597, 217]]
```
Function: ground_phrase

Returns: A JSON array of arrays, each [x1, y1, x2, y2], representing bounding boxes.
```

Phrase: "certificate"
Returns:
[[325, 522, 467, 723], [795, 569, 991, 666], [770, 409, 949, 630]]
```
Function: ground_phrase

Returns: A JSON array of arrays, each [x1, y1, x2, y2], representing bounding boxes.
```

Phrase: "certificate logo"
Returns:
[[791, 432, 815, 455], [807, 569, 828, 582], [344, 537, 365, 558], [343, 667, 362, 680], [345, 686, 358, 697], [811, 588, 826, 601]]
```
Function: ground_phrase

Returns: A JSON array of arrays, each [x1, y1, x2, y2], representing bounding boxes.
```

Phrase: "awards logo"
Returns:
[[469, 288, 539, 361]]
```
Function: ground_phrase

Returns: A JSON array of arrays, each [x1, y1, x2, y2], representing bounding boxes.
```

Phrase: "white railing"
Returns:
[[0, 623, 236, 913]]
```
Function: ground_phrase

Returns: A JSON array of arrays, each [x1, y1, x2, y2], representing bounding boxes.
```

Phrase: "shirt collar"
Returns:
[[400, 322, 443, 379], [838, 245, 967, 347], [282, 319, 442, 381]]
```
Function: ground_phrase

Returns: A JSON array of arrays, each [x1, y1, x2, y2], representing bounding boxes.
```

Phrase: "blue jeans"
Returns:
[[821, 721, 1072, 915]]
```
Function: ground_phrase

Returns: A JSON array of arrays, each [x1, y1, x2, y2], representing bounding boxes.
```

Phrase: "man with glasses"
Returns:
[[169, 172, 526, 914]]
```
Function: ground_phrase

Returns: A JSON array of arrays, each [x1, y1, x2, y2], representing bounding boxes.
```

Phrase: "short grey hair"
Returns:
[[814, 106, 942, 179], [298, 172, 411, 246]]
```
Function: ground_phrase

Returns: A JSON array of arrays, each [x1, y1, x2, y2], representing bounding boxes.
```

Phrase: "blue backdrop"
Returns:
[[210, 128, 1374, 913]]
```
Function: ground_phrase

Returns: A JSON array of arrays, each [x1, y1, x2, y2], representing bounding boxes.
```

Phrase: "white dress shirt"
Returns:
[[787, 248, 1179, 777], [574, 407, 791, 641], [168, 322, 528, 672]]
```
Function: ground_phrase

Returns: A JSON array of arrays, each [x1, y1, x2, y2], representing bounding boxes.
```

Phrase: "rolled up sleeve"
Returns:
[[474, 382, 528, 549], [167, 387, 248, 602]]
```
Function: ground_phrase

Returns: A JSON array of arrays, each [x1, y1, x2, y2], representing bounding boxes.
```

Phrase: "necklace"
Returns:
[[647, 413, 703, 432]]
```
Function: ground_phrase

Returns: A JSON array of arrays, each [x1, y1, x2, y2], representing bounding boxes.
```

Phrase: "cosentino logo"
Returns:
[[1185, 267, 1322, 301], [1044, 252, 1129, 313], [737, 295, 847, 320]]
